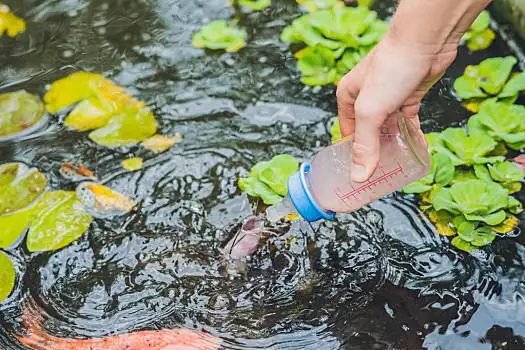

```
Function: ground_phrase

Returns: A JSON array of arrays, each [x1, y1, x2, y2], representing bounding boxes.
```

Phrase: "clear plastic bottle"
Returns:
[[267, 115, 430, 222]]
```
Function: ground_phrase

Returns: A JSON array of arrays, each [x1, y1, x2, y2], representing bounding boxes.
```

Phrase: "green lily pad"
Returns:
[[192, 20, 247, 52], [26, 191, 92, 252], [0, 207, 33, 249], [0, 251, 15, 303], [88, 107, 158, 147], [0, 163, 47, 215], [0, 90, 45, 138]]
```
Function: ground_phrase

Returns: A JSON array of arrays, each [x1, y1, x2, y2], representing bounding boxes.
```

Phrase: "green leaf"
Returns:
[[0, 207, 33, 249], [450, 168, 478, 185], [439, 128, 500, 165], [0, 90, 45, 138], [454, 76, 487, 100], [26, 191, 93, 252], [470, 10, 491, 33], [451, 236, 477, 252], [297, 0, 342, 13], [258, 155, 299, 196], [451, 179, 509, 214], [281, 16, 341, 49], [466, 29, 495, 52], [330, 119, 342, 143], [238, 177, 283, 205], [432, 187, 460, 214], [403, 181, 433, 194], [498, 72, 525, 98], [464, 210, 506, 225], [336, 48, 370, 75], [456, 219, 477, 242], [88, 107, 158, 147], [469, 226, 496, 247], [297, 46, 338, 86], [433, 153, 455, 186], [238, 0, 271, 10], [192, 20, 247, 52], [473, 164, 492, 182], [476, 56, 517, 95], [0, 252, 15, 303], [488, 161, 525, 183], [508, 197, 523, 214], [0, 163, 46, 215]]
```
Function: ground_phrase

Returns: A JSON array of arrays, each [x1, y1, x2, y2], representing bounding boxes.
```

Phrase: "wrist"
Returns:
[[386, 0, 491, 55]]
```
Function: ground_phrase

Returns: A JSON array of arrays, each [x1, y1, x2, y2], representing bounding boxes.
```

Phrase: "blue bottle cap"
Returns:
[[287, 163, 335, 222]]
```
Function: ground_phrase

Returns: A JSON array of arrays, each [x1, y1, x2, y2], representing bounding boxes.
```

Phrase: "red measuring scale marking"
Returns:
[[335, 161, 406, 203]]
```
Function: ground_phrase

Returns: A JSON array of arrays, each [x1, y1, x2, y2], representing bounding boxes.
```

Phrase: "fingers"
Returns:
[[351, 96, 387, 182]]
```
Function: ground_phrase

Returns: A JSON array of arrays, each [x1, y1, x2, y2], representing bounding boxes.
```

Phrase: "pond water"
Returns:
[[1, 0, 524, 349]]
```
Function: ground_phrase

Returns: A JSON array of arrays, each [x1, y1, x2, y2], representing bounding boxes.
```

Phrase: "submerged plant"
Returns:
[[461, 10, 495, 51], [192, 20, 247, 52], [0, 90, 45, 139], [467, 99, 525, 150], [281, 5, 387, 86], [0, 3, 25, 38], [454, 56, 525, 111], [44, 72, 161, 147], [238, 154, 299, 205]]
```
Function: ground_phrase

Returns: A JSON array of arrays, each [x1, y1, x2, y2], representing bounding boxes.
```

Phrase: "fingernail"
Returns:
[[351, 163, 368, 182]]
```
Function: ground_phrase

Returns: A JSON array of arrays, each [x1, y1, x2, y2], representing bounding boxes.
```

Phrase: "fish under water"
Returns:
[[222, 216, 271, 260], [15, 306, 222, 350]]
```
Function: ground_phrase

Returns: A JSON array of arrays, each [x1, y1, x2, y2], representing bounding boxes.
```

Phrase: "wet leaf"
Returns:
[[44, 72, 111, 113], [192, 20, 247, 52], [238, 177, 283, 205], [0, 207, 32, 249], [88, 107, 158, 147], [439, 128, 502, 166], [258, 155, 299, 196], [428, 210, 456, 236], [0, 163, 46, 215], [499, 72, 525, 98], [76, 183, 135, 217], [26, 191, 92, 252], [0, 4, 25, 37], [297, 0, 342, 12], [490, 215, 518, 234], [142, 134, 182, 153], [451, 236, 477, 252], [237, 0, 271, 10], [122, 158, 143, 171], [465, 28, 495, 52], [488, 161, 525, 183], [0, 90, 45, 138], [59, 163, 97, 182], [0, 251, 15, 303], [297, 46, 338, 86], [64, 96, 115, 131], [330, 119, 342, 143]]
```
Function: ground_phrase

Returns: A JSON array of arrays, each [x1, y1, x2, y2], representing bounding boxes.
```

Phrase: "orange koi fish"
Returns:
[[15, 307, 222, 350]]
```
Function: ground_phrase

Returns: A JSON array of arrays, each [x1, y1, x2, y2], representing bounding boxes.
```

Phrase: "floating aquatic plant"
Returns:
[[45, 72, 161, 147], [238, 154, 299, 205], [0, 251, 15, 303], [330, 118, 342, 143], [0, 3, 25, 38], [296, 0, 344, 13], [237, 0, 271, 10], [461, 10, 495, 52], [454, 56, 525, 112], [192, 20, 247, 53], [467, 99, 525, 150], [142, 134, 183, 153], [122, 158, 143, 171], [0, 90, 45, 139], [281, 5, 387, 86]]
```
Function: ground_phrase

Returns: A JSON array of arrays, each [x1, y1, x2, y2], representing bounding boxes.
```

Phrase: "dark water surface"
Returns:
[[0, 0, 524, 349]]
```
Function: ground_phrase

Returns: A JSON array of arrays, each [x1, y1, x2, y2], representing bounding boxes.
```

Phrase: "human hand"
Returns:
[[336, 0, 490, 183]]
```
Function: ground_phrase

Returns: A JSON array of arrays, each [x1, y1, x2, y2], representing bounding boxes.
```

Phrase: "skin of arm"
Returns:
[[336, 0, 492, 182]]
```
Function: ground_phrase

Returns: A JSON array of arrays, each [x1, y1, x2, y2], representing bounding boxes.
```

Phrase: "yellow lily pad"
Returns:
[[65, 96, 116, 131], [0, 207, 33, 249], [0, 251, 15, 303], [26, 191, 92, 252], [122, 158, 143, 171], [0, 4, 25, 37], [489, 215, 518, 234], [142, 134, 182, 153], [0, 163, 46, 215], [428, 209, 456, 236]]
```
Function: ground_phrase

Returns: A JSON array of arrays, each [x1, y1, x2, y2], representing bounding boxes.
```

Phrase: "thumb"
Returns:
[[351, 96, 388, 183]]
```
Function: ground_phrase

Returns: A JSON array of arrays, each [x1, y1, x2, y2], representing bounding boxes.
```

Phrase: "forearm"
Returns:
[[387, 0, 492, 54]]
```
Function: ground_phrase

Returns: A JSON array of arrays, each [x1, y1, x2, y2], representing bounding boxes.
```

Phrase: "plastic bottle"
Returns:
[[266, 115, 430, 222]]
